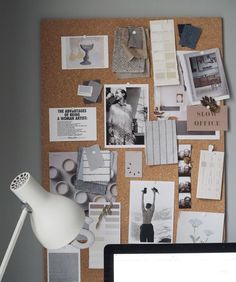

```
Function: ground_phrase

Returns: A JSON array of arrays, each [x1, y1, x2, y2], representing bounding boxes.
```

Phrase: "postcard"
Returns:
[[196, 149, 224, 200], [61, 35, 109, 69], [154, 51, 220, 140], [187, 105, 228, 131], [129, 181, 174, 243], [184, 48, 230, 104], [49, 107, 97, 142], [176, 211, 224, 243], [104, 84, 149, 148], [89, 202, 120, 268], [150, 19, 179, 86]]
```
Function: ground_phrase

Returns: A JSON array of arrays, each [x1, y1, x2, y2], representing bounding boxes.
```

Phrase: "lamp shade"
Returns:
[[10, 172, 85, 249]]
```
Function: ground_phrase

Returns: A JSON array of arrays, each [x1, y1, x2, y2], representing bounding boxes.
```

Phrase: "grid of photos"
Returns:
[[104, 84, 149, 148], [178, 144, 192, 209]]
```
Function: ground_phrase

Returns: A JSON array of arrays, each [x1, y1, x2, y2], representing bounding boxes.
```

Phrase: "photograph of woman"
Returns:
[[104, 84, 149, 148]]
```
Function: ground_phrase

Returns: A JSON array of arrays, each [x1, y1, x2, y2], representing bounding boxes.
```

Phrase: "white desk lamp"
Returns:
[[0, 172, 94, 281]]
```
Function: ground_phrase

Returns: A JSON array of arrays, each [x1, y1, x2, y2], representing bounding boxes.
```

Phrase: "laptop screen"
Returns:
[[104, 243, 236, 282]]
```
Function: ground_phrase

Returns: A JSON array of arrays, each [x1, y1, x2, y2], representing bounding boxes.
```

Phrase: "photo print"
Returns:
[[178, 144, 192, 209], [49, 150, 118, 215], [184, 48, 230, 104], [154, 51, 219, 140], [176, 211, 224, 243], [104, 84, 149, 148], [129, 181, 174, 243], [61, 35, 109, 69]]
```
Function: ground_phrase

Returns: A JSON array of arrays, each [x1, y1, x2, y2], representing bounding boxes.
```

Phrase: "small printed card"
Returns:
[[196, 149, 224, 200], [187, 105, 228, 131], [77, 85, 93, 97], [125, 151, 142, 178]]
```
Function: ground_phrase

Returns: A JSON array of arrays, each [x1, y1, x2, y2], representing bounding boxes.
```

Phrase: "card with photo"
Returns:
[[61, 35, 109, 69]]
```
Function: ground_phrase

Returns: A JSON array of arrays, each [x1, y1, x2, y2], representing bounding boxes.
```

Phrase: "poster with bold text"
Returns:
[[49, 107, 97, 142]]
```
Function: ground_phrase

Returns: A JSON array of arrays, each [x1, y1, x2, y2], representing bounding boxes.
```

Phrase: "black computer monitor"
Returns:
[[104, 243, 236, 282]]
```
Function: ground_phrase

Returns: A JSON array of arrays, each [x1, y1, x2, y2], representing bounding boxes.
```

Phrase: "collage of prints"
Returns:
[[45, 18, 229, 282]]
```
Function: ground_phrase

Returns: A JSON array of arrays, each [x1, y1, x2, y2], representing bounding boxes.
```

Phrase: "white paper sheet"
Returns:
[[196, 149, 224, 200]]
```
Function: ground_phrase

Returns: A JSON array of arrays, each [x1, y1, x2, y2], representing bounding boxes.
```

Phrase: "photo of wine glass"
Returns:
[[80, 43, 94, 65]]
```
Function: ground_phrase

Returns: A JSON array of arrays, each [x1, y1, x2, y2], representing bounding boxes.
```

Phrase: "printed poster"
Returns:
[[49, 107, 97, 142]]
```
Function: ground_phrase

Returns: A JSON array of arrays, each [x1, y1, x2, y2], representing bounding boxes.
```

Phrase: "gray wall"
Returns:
[[0, 0, 236, 281]]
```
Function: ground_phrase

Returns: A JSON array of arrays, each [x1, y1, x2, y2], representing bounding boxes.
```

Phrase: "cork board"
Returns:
[[41, 17, 224, 282]]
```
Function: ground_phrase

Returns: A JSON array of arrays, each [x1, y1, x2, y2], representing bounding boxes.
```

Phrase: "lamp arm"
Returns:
[[0, 205, 30, 281]]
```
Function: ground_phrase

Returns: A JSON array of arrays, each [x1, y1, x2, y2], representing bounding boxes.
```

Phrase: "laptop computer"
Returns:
[[104, 243, 236, 282]]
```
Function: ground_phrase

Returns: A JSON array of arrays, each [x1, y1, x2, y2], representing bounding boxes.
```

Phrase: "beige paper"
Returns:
[[187, 105, 228, 131]]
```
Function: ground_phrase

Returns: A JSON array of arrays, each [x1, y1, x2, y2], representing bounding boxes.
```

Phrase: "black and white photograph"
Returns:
[[104, 84, 149, 148], [184, 48, 230, 104], [178, 143, 192, 177], [129, 181, 174, 243], [178, 193, 192, 209], [61, 35, 109, 69], [178, 177, 191, 193]]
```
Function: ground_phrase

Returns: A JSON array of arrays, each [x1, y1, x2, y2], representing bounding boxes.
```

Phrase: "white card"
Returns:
[[125, 151, 142, 178], [196, 150, 224, 200]]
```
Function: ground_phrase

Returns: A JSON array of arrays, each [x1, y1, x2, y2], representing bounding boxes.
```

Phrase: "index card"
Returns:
[[196, 150, 224, 200], [125, 151, 142, 178]]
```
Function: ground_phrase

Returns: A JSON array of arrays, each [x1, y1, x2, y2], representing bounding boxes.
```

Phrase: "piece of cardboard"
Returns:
[[187, 105, 228, 131]]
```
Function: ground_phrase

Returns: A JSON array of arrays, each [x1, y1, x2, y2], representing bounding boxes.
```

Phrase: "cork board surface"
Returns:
[[41, 17, 224, 282]]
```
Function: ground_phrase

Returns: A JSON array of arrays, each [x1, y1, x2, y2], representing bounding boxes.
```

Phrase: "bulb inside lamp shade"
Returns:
[[10, 172, 85, 249]]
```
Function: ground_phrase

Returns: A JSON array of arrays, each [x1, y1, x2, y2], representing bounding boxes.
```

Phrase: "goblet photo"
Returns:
[[80, 43, 94, 65]]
